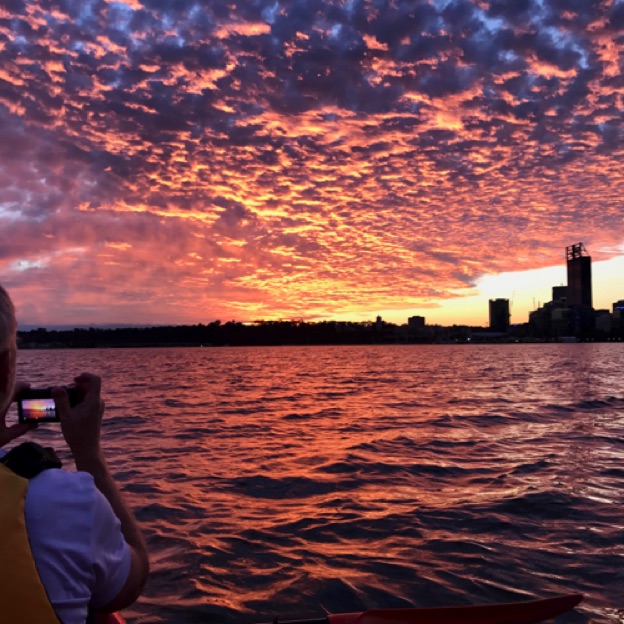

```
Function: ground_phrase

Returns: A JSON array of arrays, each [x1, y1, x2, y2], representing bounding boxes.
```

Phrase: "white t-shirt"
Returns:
[[0, 450, 131, 624]]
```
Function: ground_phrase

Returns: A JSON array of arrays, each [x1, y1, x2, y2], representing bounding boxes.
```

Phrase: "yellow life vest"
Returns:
[[0, 463, 60, 624]]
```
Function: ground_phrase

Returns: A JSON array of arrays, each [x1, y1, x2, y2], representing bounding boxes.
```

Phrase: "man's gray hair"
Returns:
[[0, 284, 17, 352]]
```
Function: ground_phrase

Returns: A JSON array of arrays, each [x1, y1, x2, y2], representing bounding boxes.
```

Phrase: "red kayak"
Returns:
[[98, 592, 583, 624], [326, 594, 583, 624]]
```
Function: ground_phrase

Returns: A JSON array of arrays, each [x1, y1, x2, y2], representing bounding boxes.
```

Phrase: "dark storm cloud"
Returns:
[[610, 2, 624, 28]]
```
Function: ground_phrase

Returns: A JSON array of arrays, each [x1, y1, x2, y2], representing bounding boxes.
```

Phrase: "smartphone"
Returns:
[[17, 387, 81, 423]]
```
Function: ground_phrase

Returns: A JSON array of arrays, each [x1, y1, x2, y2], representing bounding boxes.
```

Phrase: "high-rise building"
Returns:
[[489, 298, 510, 332], [566, 243, 592, 308]]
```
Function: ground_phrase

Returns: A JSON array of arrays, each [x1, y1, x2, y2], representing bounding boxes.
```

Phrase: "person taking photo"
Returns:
[[0, 284, 149, 623]]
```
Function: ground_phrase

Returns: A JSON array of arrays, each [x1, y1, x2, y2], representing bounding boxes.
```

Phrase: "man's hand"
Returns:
[[53, 373, 104, 463], [0, 381, 37, 447]]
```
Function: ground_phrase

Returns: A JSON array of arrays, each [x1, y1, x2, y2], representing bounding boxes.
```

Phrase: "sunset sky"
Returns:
[[1, 0, 623, 328]]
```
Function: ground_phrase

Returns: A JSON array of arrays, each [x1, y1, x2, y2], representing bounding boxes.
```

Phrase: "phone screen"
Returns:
[[19, 397, 59, 422]]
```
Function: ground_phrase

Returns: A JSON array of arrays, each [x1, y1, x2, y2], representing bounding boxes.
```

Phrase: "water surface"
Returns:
[[14, 343, 624, 623]]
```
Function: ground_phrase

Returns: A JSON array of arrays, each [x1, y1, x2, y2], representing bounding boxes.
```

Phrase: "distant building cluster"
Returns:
[[405, 242, 623, 343], [527, 243, 622, 340]]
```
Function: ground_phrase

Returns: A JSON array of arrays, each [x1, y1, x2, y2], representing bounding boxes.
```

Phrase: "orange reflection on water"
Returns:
[[31, 344, 624, 621]]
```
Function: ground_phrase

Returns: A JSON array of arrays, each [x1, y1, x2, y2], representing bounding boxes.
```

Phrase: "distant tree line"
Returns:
[[18, 320, 423, 349]]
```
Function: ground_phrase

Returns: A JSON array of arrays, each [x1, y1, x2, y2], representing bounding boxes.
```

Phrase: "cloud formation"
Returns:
[[1, 0, 623, 325]]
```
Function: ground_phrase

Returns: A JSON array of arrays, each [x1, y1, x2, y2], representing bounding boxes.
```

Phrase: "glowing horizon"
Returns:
[[15, 252, 624, 329], [1, 1, 623, 327]]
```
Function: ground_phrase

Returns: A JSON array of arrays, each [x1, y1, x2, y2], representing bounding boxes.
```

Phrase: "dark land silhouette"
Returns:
[[17, 316, 624, 349]]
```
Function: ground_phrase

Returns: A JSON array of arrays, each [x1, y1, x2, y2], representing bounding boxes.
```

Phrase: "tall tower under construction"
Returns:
[[566, 243, 592, 308]]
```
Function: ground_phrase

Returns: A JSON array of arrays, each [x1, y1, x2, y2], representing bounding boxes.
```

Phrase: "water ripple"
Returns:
[[14, 343, 624, 623]]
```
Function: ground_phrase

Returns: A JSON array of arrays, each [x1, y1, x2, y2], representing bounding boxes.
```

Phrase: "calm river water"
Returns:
[[12, 343, 624, 623]]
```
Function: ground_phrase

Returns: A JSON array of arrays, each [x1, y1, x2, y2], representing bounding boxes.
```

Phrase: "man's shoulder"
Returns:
[[26, 468, 99, 521], [30, 466, 96, 490], [22, 467, 132, 622]]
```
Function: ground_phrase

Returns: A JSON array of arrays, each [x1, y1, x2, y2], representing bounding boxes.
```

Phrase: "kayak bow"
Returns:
[[98, 591, 583, 624], [270, 593, 583, 624]]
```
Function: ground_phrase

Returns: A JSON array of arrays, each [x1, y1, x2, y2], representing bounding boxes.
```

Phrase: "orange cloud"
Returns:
[[1, 1, 623, 326]]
